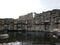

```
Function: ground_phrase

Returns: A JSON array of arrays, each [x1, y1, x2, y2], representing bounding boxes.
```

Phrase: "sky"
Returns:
[[0, 0, 60, 19]]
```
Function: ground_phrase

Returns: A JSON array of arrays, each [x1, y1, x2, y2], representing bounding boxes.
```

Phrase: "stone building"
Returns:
[[18, 9, 60, 32], [0, 18, 14, 31], [18, 13, 33, 31], [0, 9, 60, 32], [34, 9, 60, 32]]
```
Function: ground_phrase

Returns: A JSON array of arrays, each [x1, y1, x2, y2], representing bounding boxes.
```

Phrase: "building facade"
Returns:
[[0, 9, 60, 32]]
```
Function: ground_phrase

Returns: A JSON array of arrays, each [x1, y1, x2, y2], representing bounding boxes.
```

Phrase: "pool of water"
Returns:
[[0, 41, 60, 45]]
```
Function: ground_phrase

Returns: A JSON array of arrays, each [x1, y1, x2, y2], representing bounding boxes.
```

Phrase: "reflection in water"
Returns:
[[0, 41, 60, 45], [7, 41, 32, 45], [0, 31, 60, 45]]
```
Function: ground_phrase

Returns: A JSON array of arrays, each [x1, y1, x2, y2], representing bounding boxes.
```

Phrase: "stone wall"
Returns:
[[19, 13, 33, 20], [0, 9, 60, 32]]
